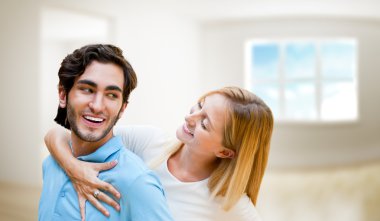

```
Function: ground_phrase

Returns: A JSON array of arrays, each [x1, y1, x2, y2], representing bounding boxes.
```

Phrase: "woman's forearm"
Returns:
[[44, 126, 77, 176]]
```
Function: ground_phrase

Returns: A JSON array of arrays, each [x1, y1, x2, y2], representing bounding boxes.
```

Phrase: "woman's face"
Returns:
[[176, 93, 229, 158]]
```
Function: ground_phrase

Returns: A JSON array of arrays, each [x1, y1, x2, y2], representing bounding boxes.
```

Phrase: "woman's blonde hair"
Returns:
[[149, 86, 273, 210], [206, 87, 273, 210]]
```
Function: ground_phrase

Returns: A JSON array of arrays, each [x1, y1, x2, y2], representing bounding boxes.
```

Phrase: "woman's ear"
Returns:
[[58, 86, 67, 108], [216, 148, 235, 159]]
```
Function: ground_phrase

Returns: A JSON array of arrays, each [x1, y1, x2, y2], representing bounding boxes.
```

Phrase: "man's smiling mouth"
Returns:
[[83, 115, 105, 123]]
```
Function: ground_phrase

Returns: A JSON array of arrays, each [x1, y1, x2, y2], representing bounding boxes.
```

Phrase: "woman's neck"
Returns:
[[167, 144, 219, 182]]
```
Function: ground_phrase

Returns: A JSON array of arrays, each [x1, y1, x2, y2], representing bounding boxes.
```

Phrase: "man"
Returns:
[[39, 44, 174, 221]]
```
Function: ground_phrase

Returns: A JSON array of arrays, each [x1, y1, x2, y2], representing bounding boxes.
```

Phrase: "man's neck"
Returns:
[[70, 132, 113, 158]]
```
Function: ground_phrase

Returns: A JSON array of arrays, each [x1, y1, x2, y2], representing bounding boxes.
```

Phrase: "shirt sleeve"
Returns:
[[113, 125, 169, 161], [122, 171, 174, 221]]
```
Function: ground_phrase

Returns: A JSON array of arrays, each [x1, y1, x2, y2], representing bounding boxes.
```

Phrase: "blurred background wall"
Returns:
[[0, 0, 379, 220]]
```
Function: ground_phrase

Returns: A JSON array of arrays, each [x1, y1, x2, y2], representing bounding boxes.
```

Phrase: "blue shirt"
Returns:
[[39, 136, 174, 221]]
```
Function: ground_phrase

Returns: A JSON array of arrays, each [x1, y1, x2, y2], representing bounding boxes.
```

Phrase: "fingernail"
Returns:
[[105, 211, 110, 216], [117, 205, 120, 211], [113, 160, 118, 165]]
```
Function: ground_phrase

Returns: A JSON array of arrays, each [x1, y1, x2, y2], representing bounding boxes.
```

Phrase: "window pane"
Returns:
[[252, 83, 279, 118], [285, 43, 316, 79], [246, 38, 358, 122], [284, 82, 316, 120], [251, 44, 279, 80], [321, 41, 356, 79], [321, 81, 357, 120]]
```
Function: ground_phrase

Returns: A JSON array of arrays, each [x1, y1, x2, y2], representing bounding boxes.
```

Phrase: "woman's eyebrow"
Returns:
[[202, 97, 215, 130]]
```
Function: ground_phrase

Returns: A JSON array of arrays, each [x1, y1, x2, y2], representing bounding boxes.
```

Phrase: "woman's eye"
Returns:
[[197, 102, 203, 109], [201, 121, 207, 130]]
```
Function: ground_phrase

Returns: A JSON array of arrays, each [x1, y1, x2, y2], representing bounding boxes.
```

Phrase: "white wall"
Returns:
[[1, 0, 378, 188], [0, 1, 202, 186], [200, 18, 380, 168], [113, 4, 202, 135], [1, 1, 380, 221]]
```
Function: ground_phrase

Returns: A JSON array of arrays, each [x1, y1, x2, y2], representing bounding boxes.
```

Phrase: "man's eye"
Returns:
[[81, 88, 93, 93], [107, 93, 118, 99]]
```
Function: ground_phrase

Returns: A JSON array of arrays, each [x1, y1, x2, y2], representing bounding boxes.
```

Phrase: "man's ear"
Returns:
[[58, 86, 67, 108], [117, 102, 128, 119], [216, 148, 235, 159]]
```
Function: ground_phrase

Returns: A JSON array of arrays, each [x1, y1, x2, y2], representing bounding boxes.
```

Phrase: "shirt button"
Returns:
[[60, 191, 65, 197]]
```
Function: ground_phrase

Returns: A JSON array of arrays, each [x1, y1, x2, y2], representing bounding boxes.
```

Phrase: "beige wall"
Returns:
[[0, 0, 41, 185]]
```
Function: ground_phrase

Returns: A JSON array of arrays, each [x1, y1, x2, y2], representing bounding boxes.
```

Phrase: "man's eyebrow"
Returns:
[[77, 80, 122, 92], [77, 79, 97, 87], [106, 85, 122, 92]]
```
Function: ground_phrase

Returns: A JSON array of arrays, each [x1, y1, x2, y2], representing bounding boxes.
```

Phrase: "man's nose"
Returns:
[[89, 93, 105, 113]]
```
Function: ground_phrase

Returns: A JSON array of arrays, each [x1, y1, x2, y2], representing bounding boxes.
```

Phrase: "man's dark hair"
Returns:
[[54, 44, 138, 129]]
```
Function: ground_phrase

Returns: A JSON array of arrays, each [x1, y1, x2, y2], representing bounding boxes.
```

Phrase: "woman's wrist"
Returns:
[[62, 154, 80, 180]]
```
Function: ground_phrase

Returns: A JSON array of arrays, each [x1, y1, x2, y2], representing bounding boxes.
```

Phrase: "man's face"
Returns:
[[60, 61, 126, 143]]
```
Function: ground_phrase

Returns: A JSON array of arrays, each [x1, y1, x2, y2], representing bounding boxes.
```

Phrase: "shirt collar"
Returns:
[[77, 136, 123, 163]]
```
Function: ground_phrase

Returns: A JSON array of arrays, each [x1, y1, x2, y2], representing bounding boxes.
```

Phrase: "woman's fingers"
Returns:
[[92, 160, 118, 172], [90, 161, 121, 199], [78, 196, 86, 221], [74, 181, 119, 217], [87, 192, 110, 217], [98, 180, 121, 199], [96, 190, 120, 212]]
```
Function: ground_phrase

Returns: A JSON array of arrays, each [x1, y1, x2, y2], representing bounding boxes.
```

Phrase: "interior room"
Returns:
[[1, 0, 379, 220]]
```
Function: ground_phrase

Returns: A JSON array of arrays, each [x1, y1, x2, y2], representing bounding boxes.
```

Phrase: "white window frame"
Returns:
[[244, 38, 359, 123]]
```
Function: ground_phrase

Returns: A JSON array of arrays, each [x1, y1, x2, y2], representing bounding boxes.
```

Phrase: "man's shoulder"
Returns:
[[41, 154, 67, 184], [112, 147, 154, 180], [42, 154, 59, 170], [110, 148, 164, 197], [117, 146, 147, 168]]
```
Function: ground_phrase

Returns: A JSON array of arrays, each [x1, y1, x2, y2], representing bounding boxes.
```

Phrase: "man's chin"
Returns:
[[75, 129, 107, 142], [81, 135, 102, 142]]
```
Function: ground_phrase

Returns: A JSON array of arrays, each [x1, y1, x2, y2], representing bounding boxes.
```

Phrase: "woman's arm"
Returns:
[[44, 126, 121, 220], [113, 125, 169, 161], [44, 126, 74, 174]]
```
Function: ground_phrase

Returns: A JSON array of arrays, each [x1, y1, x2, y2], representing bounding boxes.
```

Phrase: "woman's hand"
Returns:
[[67, 159, 121, 221]]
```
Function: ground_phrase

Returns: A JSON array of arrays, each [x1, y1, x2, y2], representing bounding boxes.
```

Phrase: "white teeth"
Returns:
[[184, 124, 194, 135], [84, 116, 104, 122]]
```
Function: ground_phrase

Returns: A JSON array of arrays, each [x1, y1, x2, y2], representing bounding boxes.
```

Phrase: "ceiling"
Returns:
[[42, 0, 380, 21]]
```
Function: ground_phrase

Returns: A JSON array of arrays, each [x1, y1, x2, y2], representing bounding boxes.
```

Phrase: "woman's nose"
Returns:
[[185, 111, 200, 127], [185, 114, 194, 127]]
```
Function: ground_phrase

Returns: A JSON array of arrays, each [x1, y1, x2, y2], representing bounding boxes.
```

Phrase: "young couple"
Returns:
[[39, 44, 273, 221]]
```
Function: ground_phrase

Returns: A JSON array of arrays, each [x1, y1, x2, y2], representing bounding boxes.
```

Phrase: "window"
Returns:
[[245, 39, 358, 122]]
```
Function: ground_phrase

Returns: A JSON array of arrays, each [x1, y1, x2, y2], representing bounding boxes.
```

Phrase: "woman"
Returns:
[[45, 86, 274, 221]]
